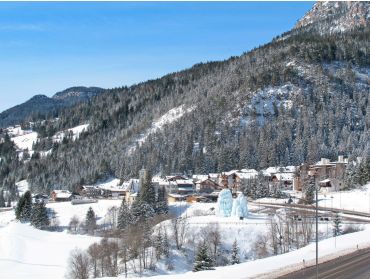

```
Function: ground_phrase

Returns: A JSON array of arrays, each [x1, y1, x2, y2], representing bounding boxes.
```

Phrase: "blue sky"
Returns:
[[0, 1, 313, 112]]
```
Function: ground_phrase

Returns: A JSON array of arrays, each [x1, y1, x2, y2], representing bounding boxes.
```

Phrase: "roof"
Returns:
[[320, 179, 331, 183], [175, 179, 194, 185], [52, 190, 72, 198]]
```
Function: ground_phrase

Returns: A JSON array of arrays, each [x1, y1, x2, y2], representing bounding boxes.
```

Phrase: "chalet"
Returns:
[[167, 193, 187, 203], [79, 186, 102, 198], [263, 166, 297, 192], [173, 179, 194, 194], [295, 156, 348, 192], [50, 190, 73, 202], [195, 177, 221, 194]]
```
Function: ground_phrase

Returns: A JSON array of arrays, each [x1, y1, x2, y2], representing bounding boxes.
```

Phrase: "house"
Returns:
[[167, 193, 187, 203], [195, 177, 221, 194], [50, 190, 73, 202], [172, 179, 194, 195], [79, 186, 102, 198], [263, 166, 297, 192], [296, 156, 348, 192], [32, 194, 49, 204], [122, 179, 140, 204]]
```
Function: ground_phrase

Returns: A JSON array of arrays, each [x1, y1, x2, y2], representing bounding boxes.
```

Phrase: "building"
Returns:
[[195, 177, 221, 194], [50, 190, 73, 202], [295, 156, 348, 192], [122, 179, 140, 204]]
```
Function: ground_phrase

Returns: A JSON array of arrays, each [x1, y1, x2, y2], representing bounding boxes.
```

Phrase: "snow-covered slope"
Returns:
[[128, 105, 195, 154], [52, 124, 89, 142], [141, 224, 370, 279], [48, 199, 122, 228], [0, 223, 99, 279]]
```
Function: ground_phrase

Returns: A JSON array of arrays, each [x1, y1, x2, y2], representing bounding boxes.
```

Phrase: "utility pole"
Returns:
[[316, 180, 319, 279]]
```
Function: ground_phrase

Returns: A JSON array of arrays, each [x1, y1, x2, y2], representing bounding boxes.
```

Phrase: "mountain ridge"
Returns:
[[0, 86, 105, 128]]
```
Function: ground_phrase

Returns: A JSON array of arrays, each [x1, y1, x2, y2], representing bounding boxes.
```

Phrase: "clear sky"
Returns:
[[0, 1, 313, 112]]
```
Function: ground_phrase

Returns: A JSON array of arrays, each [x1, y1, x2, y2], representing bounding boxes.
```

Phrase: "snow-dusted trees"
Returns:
[[230, 239, 240, 265], [0, 190, 5, 207], [193, 243, 214, 272], [117, 199, 131, 230], [85, 207, 97, 234], [30, 202, 50, 229], [69, 215, 80, 234], [15, 190, 32, 221], [332, 212, 342, 237], [171, 216, 188, 250], [67, 248, 90, 279]]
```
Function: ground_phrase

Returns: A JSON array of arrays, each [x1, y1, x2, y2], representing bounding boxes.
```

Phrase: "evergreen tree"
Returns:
[[230, 239, 240, 265], [85, 207, 97, 234], [0, 190, 5, 207], [332, 212, 342, 237], [138, 170, 156, 207], [117, 199, 131, 230], [162, 230, 170, 258], [31, 202, 50, 229], [193, 243, 214, 272], [6, 196, 11, 208], [155, 186, 168, 214], [15, 191, 32, 221], [304, 176, 316, 204]]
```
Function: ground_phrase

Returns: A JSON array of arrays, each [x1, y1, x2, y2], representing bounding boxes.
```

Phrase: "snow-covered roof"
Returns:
[[224, 170, 240, 176], [320, 179, 331, 184], [192, 175, 209, 182], [236, 172, 258, 179], [52, 190, 72, 198], [175, 179, 194, 185]]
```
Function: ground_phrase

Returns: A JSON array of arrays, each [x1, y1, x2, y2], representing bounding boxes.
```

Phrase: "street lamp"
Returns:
[[308, 170, 319, 279]]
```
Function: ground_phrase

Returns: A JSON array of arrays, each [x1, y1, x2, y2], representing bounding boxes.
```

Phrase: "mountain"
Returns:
[[294, 1, 369, 34], [0, 87, 105, 128], [1, 2, 369, 193]]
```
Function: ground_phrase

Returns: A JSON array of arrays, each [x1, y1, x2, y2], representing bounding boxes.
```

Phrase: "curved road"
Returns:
[[279, 248, 370, 279]]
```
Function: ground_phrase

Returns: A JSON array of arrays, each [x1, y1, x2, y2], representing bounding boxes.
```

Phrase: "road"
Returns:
[[250, 201, 370, 222], [279, 248, 370, 279]]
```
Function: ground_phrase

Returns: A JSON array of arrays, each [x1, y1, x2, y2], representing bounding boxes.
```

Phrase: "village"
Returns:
[[47, 155, 355, 206]]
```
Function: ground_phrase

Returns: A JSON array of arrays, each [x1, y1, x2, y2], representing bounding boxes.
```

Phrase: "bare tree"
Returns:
[[66, 248, 90, 279], [171, 217, 188, 250], [87, 242, 100, 278], [69, 215, 80, 234]]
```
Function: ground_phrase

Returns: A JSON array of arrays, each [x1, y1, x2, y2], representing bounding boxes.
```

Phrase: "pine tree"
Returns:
[[162, 230, 170, 258], [138, 170, 156, 207], [15, 191, 32, 221], [6, 196, 11, 208], [155, 186, 168, 215], [332, 212, 342, 237], [31, 202, 50, 229], [231, 239, 240, 265], [85, 207, 97, 234], [304, 176, 316, 204], [117, 199, 131, 230], [193, 243, 214, 272], [0, 190, 5, 207]]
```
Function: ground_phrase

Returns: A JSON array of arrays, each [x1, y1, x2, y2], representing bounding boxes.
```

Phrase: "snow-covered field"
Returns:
[[11, 131, 38, 152], [0, 223, 99, 279], [48, 199, 122, 227], [52, 124, 89, 142], [318, 183, 370, 213]]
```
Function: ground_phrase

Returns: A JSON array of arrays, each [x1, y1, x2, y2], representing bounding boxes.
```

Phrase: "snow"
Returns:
[[142, 224, 370, 279], [0, 223, 99, 279], [216, 189, 233, 217], [47, 199, 122, 228], [231, 193, 248, 218], [318, 183, 370, 213], [52, 124, 89, 142], [15, 180, 30, 197], [128, 105, 195, 154], [11, 131, 38, 151], [83, 177, 122, 192]]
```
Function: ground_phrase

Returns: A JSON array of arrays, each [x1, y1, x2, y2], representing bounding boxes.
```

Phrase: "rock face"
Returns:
[[295, 1, 369, 34]]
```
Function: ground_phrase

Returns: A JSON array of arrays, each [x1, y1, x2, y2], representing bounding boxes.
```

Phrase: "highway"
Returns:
[[279, 248, 370, 279]]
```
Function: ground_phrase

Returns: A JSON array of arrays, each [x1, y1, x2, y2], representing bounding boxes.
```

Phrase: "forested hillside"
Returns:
[[1, 1, 369, 193], [0, 87, 104, 128]]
